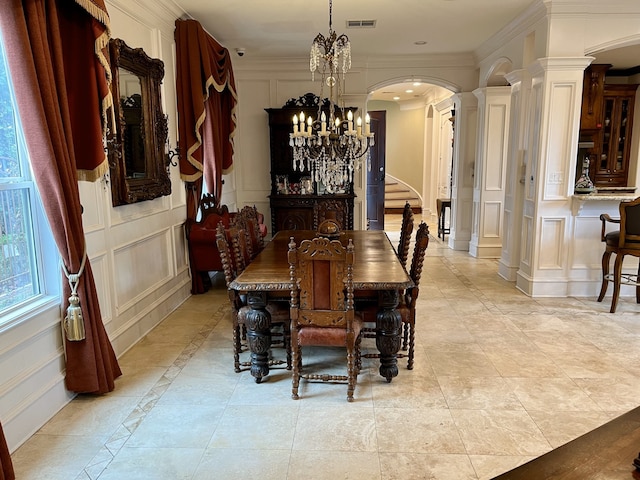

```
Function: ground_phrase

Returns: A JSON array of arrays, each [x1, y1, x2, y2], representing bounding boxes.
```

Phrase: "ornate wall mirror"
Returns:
[[106, 38, 171, 206]]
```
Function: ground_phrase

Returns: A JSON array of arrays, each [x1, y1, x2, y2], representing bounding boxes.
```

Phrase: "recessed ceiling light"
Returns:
[[414, 41, 427, 45], [413, 82, 421, 86], [393, 96, 400, 100], [405, 89, 413, 93]]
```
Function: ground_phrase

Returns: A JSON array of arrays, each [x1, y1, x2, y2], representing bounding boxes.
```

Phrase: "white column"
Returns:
[[499, 70, 530, 280], [448, 92, 477, 251], [469, 86, 511, 258], [516, 57, 593, 296]]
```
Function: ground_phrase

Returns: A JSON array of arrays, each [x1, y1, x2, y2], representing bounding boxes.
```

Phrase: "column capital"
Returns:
[[528, 56, 595, 77]]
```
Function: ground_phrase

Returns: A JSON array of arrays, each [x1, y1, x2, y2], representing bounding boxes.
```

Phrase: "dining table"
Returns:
[[229, 229, 413, 383]]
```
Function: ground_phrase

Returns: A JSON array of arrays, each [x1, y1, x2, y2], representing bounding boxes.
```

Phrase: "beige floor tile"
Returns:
[[38, 394, 141, 439], [451, 409, 551, 456], [506, 377, 602, 412], [11, 434, 105, 480], [125, 403, 224, 448], [288, 450, 381, 479], [469, 454, 535, 480], [293, 405, 377, 452], [193, 448, 291, 480], [97, 446, 204, 480], [379, 452, 477, 480], [526, 409, 614, 448], [375, 407, 466, 454], [208, 405, 297, 450], [438, 376, 524, 410]]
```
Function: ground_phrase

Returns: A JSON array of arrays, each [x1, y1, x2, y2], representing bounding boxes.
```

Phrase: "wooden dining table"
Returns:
[[229, 229, 413, 383]]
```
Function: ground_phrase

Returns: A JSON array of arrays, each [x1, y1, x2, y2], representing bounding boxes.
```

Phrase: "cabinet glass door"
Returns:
[[616, 98, 630, 172]]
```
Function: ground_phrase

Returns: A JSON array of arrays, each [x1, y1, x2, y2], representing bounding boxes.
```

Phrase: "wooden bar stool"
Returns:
[[436, 198, 451, 241]]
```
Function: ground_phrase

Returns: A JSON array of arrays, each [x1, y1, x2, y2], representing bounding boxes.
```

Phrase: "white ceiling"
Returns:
[[170, 0, 640, 102]]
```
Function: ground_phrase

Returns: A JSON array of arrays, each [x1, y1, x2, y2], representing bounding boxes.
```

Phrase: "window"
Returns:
[[0, 33, 53, 317]]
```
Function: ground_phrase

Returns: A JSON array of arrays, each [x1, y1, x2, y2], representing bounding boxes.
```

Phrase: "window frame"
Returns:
[[0, 32, 60, 330]]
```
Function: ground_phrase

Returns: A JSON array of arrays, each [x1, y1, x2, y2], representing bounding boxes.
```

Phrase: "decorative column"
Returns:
[[499, 70, 530, 280], [516, 57, 594, 296], [469, 86, 511, 258], [448, 92, 477, 251]]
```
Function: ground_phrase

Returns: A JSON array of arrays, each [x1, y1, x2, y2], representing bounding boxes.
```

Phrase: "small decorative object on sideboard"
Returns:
[[300, 176, 313, 194], [276, 175, 289, 194], [574, 155, 596, 194]]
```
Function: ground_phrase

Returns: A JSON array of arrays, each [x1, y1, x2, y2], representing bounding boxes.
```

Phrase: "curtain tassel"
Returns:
[[61, 251, 88, 341]]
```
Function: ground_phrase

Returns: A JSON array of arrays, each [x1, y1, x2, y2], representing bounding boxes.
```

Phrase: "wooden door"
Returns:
[[366, 111, 386, 230]]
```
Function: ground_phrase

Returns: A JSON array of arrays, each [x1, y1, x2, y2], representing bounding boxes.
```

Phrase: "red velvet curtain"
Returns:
[[0, 420, 13, 480], [1, 0, 121, 402], [174, 19, 237, 220]]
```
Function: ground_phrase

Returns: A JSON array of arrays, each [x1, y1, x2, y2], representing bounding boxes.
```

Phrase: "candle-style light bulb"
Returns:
[[293, 114, 298, 135], [320, 111, 327, 134], [357, 116, 362, 136], [307, 116, 313, 135], [365, 113, 371, 136]]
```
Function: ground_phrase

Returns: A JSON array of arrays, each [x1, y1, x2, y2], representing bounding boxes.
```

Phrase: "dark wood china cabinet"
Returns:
[[592, 84, 637, 187], [578, 64, 638, 190], [266, 94, 355, 233]]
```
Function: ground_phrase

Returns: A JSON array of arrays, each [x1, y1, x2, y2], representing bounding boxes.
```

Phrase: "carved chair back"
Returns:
[[397, 202, 414, 268]]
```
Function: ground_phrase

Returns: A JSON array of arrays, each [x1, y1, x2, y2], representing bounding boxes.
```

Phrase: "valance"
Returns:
[[175, 19, 237, 208]]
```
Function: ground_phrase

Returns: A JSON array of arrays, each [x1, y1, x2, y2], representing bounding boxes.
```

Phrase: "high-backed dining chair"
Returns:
[[287, 236, 362, 402], [597, 196, 640, 313], [400, 221, 430, 369], [313, 199, 346, 231], [360, 221, 429, 370], [216, 223, 291, 373], [397, 201, 414, 269], [235, 205, 266, 259]]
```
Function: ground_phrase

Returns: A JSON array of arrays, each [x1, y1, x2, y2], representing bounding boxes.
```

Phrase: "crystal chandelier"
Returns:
[[289, 0, 374, 194]]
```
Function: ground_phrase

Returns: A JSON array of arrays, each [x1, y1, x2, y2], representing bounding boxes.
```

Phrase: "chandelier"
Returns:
[[289, 0, 374, 194]]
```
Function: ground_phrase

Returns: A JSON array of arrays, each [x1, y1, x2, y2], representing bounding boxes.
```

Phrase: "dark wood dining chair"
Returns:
[[234, 205, 266, 259], [216, 223, 291, 373], [360, 221, 429, 370], [397, 201, 414, 269], [597, 196, 640, 313], [400, 221, 430, 369], [287, 236, 362, 402]]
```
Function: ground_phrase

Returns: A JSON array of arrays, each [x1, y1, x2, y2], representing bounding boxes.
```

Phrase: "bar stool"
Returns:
[[436, 198, 451, 241]]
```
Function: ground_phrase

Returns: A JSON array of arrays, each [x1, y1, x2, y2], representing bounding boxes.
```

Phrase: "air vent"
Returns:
[[347, 20, 376, 28]]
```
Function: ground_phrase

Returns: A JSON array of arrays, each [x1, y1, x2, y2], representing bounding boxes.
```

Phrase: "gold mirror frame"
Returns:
[[107, 38, 171, 206]]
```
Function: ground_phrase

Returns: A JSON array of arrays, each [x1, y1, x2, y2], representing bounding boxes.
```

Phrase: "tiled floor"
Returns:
[[10, 215, 640, 479]]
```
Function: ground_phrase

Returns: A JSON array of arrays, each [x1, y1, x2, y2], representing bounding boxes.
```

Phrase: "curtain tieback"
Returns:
[[61, 251, 88, 341]]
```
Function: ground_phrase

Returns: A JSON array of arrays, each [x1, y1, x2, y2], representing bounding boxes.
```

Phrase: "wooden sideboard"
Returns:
[[269, 194, 354, 233]]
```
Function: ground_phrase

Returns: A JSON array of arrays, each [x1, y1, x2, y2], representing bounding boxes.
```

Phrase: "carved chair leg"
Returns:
[[636, 262, 640, 304], [402, 322, 409, 351], [291, 335, 301, 400], [611, 253, 624, 313], [233, 321, 242, 373], [347, 340, 356, 402], [598, 250, 612, 302], [407, 316, 415, 370]]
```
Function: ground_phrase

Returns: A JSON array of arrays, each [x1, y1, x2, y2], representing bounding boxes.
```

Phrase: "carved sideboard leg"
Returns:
[[245, 292, 272, 383], [376, 290, 401, 382]]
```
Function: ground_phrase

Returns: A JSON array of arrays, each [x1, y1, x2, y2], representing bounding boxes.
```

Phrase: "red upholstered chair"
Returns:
[[287, 236, 362, 402], [597, 196, 640, 313], [185, 202, 231, 294]]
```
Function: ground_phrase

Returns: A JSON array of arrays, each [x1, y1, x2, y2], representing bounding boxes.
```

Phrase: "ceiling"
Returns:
[[171, 0, 640, 103]]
